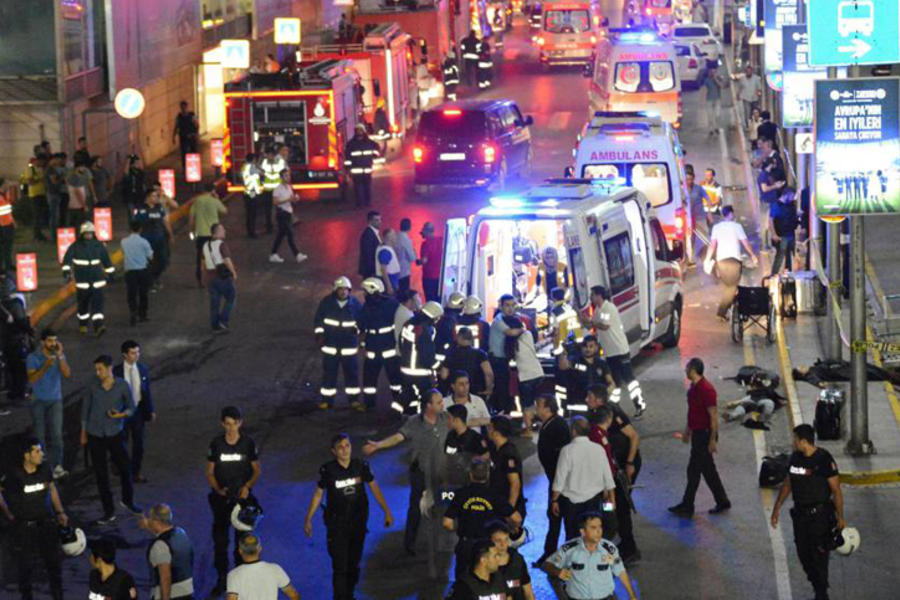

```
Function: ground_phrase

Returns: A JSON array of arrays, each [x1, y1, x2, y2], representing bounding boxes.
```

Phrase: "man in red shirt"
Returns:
[[418, 221, 443, 302], [668, 357, 731, 518]]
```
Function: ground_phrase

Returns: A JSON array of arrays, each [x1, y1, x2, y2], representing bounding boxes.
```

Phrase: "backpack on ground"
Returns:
[[758, 453, 790, 487], [814, 386, 843, 440]]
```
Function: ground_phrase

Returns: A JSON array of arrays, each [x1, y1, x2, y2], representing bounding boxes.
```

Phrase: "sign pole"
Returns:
[[823, 65, 842, 362], [847, 212, 872, 455]]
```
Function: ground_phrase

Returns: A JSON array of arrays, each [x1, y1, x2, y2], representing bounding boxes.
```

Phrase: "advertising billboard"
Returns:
[[815, 78, 900, 216], [763, 0, 799, 91], [781, 24, 844, 128], [807, 0, 900, 67]]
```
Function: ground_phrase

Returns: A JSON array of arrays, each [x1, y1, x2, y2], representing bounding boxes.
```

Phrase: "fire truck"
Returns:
[[223, 60, 362, 197], [534, 0, 606, 67], [300, 23, 415, 143]]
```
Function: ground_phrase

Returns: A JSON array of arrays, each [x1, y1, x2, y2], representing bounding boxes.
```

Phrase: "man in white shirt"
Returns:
[[588, 286, 645, 418], [113, 340, 155, 483], [227, 533, 299, 600], [551, 417, 616, 540], [734, 65, 763, 128], [442, 370, 491, 428], [706, 206, 757, 320], [396, 218, 418, 291]]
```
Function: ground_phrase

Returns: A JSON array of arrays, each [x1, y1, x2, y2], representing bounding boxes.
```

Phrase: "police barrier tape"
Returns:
[[850, 339, 900, 355]]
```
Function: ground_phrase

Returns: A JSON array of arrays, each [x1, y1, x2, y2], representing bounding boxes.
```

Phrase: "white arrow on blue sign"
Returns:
[[807, 0, 900, 66]]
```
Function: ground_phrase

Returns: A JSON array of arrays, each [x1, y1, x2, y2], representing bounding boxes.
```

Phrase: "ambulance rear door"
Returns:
[[440, 218, 470, 304], [620, 193, 654, 341]]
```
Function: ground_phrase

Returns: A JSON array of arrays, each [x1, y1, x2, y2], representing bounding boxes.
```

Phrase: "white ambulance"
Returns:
[[572, 111, 689, 248], [587, 29, 682, 127], [438, 181, 685, 362]]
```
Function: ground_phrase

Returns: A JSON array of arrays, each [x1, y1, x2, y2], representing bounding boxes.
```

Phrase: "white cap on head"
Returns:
[[333, 276, 352, 291], [362, 277, 385, 295], [446, 292, 466, 310], [422, 301, 444, 321], [462, 296, 483, 316]]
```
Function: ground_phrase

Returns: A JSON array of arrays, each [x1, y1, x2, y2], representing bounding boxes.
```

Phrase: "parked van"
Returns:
[[438, 181, 684, 363], [572, 111, 689, 246], [587, 29, 682, 127]]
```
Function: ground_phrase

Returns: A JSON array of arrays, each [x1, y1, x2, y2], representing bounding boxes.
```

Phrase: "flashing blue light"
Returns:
[[619, 32, 659, 44], [489, 196, 525, 209]]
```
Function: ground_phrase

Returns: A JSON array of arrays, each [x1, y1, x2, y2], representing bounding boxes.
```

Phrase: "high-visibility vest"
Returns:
[[261, 157, 285, 191], [241, 163, 264, 197], [0, 192, 13, 226]]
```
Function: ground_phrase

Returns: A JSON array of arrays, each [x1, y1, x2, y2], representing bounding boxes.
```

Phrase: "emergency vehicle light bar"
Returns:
[[591, 110, 660, 120]]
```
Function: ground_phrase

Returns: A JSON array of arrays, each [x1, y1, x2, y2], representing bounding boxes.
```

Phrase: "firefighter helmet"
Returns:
[[446, 292, 466, 311], [422, 301, 444, 321], [361, 277, 385, 295], [333, 276, 352, 291], [79, 221, 96, 235], [462, 296, 483, 316]]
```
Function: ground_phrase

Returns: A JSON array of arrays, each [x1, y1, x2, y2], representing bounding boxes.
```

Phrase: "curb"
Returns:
[[27, 200, 195, 328]]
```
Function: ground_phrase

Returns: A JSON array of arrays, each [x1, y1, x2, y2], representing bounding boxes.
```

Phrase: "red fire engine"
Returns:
[[223, 60, 361, 196]]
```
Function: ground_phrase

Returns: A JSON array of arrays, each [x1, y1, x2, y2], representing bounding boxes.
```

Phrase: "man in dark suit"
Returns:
[[113, 339, 155, 483], [358, 210, 382, 279]]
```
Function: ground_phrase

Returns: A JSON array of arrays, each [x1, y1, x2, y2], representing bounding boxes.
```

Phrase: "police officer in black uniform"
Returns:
[[447, 538, 508, 600], [771, 424, 845, 600], [0, 436, 68, 600], [443, 459, 517, 579], [205, 405, 261, 596], [488, 416, 526, 539], [88, 537, 138, 600], [488, 519, 535, 600], [305, 433, 393, 600], [557, 335, 616, 412], [135, 190, 171, 288], [359, 277, 402, 411]]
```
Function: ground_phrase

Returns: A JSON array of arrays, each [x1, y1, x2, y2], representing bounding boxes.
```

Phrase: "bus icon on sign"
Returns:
[[837, 0, 874, 37]]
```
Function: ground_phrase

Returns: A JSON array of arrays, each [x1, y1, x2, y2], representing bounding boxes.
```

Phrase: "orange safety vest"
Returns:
[[0, 192, 14, 227]]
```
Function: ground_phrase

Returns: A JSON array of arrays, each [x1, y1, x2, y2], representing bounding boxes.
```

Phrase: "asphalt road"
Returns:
[[2, 6, 899, 600]]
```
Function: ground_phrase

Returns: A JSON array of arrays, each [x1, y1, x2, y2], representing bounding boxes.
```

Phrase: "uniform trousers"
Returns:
[[681, 429, 729, 509], [362, 355, 401, 408], [560, 492, 613, 541], [321, 352, 360, 405], [614, 455, 641, 557], [607, 354, 644, 411], [400, 374, 431, 414], [0, 225, 14, 273], [243, 193, 259, 236], [208, 491, 247, 580], [87, 432, 134, 516], [260, 191, 274, 233], [76, 287, 104, 329], [791, 504, 833, 600], [352, 175, 372, 207], [327, 518, 367, 600], [147, 235, 169, 283], [10, 519, 62, 600]]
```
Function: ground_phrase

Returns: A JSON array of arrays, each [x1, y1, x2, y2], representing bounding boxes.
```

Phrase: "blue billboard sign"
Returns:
[[807, 0, 900, 67], [782, 24, 844, 128], [764, 0, 799, 90], [815, 78, 900, 216]]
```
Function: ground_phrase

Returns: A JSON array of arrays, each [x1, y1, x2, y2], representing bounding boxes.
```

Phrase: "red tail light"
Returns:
[[483, 143, 497, 164], [443, 108, 462, 116], [536, 37, 545, 46], [413, 145, 424, 163], [675, 209, 685, 233], [688, 58, 697, 68]]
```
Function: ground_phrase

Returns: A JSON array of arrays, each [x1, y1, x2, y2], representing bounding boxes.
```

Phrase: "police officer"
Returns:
[[435, 291, 465, 365], [314, 276, 363, 410], [358, 277, 403, 411], [771, 424, 845, 600], [439, 327, 493, 397], [241, 153, 263, 238], [442, 460, 518, 579], [62, 220, 113, 335], [0, 436, 68, 600], [488, 520, 536, 600], [442, 52, 461, 101], [460, 31, 481, 88], [305, 433, 393, 600], [344, 124, 381, 208], [447, 538, 508, 600], [259, 147, 283, 234], [206, 406, 261, 596], [140, 503, 195, 600], [557, 335, 616, 413], [549, 287, 584, 359], [542, 512, 638, 600], [135, 190, 170, 289], [477, 39, 493, 90], [88, 537, 138, 600], [488, 416, 526, 538], [456, 295, 490, 351], [398, 300, 443, 415]]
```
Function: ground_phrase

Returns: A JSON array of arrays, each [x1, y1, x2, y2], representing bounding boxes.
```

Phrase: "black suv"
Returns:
[[413, 100, 534, 191]]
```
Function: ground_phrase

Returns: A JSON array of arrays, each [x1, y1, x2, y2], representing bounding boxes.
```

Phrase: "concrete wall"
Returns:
[[0, 105, 62, 181]]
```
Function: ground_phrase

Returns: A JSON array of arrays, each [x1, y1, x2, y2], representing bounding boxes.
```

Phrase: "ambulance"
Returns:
[[438, 181, 684, 364], [587, 29, 682, 126], [572, 111, 689, 247], [534, 0, 606, 67]]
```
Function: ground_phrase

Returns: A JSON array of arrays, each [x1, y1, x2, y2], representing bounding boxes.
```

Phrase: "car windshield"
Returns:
[[614, 61, 675, 92], [544, 10, 591, 33], [674, 26, 710, 37], [581, 162, 671, 207], [418, 111, 486, 139]]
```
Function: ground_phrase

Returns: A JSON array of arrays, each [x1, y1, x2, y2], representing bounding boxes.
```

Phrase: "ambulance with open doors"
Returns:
[[587, 29, 682, 127], [572, 111, 689, 248], [438, 181, 684, 365]]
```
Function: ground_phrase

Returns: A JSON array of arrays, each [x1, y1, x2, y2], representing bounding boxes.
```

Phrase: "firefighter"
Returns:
[[549, 287, 584, 358], [455, 295, 490, 351], [477, 39, 493, 90], [62, 221, 113, 336], [492, 10, 505, 50], [460, 31, 481, 88], [398, 301, 443, 415], [259, 147, 284, 234], [434, 291, 465, 365], [314, 276, 363, 411], [373, 99, 391, 156], [344, 124, 380, 208], [359, 277, 403, 412], [241, 153, 263, 238], [442, 52, 460, 101]]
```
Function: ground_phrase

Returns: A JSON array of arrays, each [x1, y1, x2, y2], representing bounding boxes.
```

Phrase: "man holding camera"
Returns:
[[26, 328, 71, 479]]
